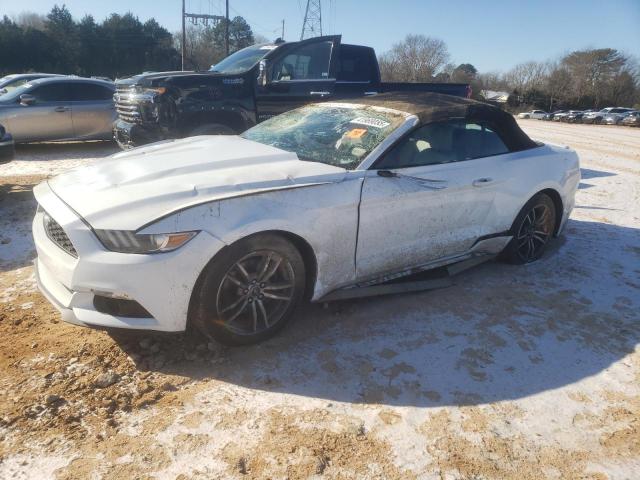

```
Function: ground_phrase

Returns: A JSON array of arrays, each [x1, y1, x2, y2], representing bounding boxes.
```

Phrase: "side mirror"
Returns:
[[377, 170, 398, 178], [257, 59, 268, 86], [19, 94, 36, 106]]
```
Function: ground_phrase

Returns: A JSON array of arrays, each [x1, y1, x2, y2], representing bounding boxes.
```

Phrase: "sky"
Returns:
[[2, 0, 640, 72]]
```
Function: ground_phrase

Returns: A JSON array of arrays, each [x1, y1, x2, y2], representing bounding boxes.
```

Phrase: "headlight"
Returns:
[[141, 87, 166, 95], [94, 230, 198, 254]]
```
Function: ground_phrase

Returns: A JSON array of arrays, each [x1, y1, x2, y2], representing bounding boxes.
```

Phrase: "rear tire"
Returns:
[[190, 233, 306, 346], [502, 193, 556, 265], [190, 123, 235, 136]]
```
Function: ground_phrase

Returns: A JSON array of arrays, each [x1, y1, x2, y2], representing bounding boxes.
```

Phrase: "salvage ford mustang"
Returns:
[[33, 92, 580, 345]]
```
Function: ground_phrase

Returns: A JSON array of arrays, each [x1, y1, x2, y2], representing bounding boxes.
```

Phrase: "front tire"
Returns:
[[191, 233, 306, 346], [502, 193, 556, 264]]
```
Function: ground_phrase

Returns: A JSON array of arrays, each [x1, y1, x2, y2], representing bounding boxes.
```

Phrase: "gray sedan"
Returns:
[[0, 77, 116, 143]]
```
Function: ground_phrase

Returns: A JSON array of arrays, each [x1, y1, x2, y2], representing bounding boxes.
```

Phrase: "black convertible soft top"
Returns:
[[342, 91, 538, 152]]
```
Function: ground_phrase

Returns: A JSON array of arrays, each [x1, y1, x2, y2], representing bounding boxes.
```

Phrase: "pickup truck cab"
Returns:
[[113, 35, 470, 148]]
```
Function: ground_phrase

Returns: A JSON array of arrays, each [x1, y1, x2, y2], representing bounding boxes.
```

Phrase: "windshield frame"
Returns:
[[241, 102, 414, 171], [209, 43, 278, 75]]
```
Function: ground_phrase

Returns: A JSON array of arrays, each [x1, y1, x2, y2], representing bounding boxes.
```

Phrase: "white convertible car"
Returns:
[[33, 93, 580, 345]]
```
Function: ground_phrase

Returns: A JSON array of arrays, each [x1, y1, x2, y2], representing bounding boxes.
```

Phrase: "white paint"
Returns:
[[32, 113, 578, 332]]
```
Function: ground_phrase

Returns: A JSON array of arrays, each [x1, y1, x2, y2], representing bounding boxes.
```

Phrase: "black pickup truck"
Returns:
[[113, 35, 471, 148]]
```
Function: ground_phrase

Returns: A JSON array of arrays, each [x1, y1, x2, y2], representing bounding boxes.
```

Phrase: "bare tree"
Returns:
[[13, 12, 47, 31], [608, 70, 638, 106], [378, 34, 450, 82], [545, 64, 573, 110], [562, 48, 627, 107], [174, 17, 255, 71], [477, 71, 509, 92], [504, 61, 548, 92]]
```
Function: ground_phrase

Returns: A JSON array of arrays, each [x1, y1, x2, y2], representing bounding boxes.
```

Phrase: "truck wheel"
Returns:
[[190, 123, 235, 136]]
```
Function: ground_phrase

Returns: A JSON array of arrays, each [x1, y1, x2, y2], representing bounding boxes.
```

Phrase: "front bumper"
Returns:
[[113, 120, 165, 149], [32, 182, 226, 332], [0, 133, 15, 163]]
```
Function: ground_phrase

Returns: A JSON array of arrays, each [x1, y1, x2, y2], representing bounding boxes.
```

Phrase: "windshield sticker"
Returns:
[[350, 117, 390, 129], [345, 128, 368, 139], [260, 45, 278, 50]]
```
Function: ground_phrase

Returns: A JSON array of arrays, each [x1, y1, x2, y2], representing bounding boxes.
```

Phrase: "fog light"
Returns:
[[93, 295, 152, 318]]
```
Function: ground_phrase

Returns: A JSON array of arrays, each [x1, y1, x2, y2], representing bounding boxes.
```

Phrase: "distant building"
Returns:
[[481, 90, 509, 104]]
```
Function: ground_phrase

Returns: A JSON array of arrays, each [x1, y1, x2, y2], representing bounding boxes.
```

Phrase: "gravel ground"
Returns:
[[0, 122, 638, 479]]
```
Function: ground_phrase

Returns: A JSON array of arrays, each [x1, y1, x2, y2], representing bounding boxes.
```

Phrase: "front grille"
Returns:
[[43, 212, 77, 258], [115, 86, 142, 124]]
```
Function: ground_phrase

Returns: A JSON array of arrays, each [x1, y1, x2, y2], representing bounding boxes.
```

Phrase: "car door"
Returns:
[[70, 82, 116, 139], [7, 82, 73, 141], [255, 35, 340, 122], [355, 120, 513, 280]]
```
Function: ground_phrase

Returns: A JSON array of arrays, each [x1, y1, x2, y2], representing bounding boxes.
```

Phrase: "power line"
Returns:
[[228, 4, 281, 36], [182, 0, 228, 69]]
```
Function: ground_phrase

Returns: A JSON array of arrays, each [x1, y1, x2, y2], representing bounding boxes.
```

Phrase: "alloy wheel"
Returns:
[[515, 203, 554, 263], [216, 250, 295, 336]]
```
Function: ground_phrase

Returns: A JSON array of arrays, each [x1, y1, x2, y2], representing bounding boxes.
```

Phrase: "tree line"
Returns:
[[0, 4, 256, 79], [2, 6, 638, 110], [0, 5, 180, 78], [379, 34, 640, 110]]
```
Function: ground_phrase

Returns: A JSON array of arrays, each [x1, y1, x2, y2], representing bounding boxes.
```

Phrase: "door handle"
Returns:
[[54, 106, 69, 112], [472, 177, 494, 187], [309, 91, 331, 96]]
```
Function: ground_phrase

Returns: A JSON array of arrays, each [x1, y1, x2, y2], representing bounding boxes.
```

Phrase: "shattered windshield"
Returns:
[[241, 103, 408, 169]]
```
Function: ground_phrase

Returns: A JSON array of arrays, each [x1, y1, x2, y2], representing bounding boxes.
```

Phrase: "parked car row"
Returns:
[[518, 107, 639, 126]]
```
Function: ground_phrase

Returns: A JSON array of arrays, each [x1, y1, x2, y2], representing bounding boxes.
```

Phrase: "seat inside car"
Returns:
[[453, 126, 508, 160], [410, 123, 457, 165]]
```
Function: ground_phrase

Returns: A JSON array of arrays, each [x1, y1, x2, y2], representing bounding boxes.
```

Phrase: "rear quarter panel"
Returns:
[[498, 144, 579, 233]]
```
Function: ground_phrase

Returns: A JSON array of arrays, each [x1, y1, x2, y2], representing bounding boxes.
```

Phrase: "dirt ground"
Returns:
[[0, 123, 639, 479]]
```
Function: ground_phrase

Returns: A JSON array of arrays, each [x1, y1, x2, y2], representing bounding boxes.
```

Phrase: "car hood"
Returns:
[[45, 135, 347, 230]]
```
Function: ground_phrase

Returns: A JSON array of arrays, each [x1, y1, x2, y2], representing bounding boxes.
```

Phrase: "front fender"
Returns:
[[139, 179, 364, 299]]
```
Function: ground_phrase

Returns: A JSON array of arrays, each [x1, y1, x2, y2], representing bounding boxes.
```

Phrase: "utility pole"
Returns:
[[182, 0, 227, 67], [281, 19, 285, 40], [300, 0, 322, 40], [225, 0, 229, 56], [181, 0, 186, 70]]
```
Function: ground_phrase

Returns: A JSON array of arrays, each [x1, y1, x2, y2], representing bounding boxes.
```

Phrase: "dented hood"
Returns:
[[47, 135, 347, 230]]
